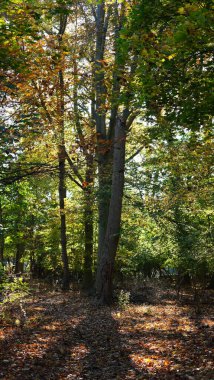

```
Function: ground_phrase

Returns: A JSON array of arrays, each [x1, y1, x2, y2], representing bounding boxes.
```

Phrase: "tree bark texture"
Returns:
[[95, 116, 126, 304], [97, 152, 113, 265], [58, 143, 70, 290], [0, 200, 4, 264], [57, 16, 70, 290], [83, 155, 94, 289], [94, 4, 113, 264], [15, 242, 25, 274]]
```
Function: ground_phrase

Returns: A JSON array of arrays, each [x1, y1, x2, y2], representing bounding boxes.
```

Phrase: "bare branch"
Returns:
[[65, 150, 84, 183], [67, 173, 84, 190], [126, 145, 144, 163]]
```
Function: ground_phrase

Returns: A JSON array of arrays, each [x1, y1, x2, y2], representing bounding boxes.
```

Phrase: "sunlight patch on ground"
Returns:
[[0, 327, 14, 341], [70, 343, 90, 360], [42, 321, 64, 331], [130, 353, 171, 371], [15, 342, 49, 359]]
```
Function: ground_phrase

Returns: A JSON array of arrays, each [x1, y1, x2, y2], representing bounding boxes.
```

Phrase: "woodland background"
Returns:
[[0, 0, 213, 304], [0, 2, 213, 379]]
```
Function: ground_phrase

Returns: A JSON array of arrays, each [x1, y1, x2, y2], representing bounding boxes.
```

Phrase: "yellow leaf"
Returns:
[[15, 319, 21, 326], [168, 53, 176, 60], [178, 7, 185, 14]]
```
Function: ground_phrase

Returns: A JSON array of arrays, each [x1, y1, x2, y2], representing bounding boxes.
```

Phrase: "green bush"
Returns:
[[1, 276, 29, 302], [0, 275, 29, 325]]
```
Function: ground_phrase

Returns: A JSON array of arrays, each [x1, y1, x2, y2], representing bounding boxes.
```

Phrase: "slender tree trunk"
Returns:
[[58, 143, 70, 290], [83, 189, 94, 289], [30, 251, 35, 276], [82, 155, 94, 289], [15, 242, 25, 274], [83, 204, 93, 288], [57, 15, 70, 290], [95, 115, 126, 304], [72, 54, 95, 289], [97, 152, 112, 264], [58, 70, 70, 290], [0, 200, 4, 264]]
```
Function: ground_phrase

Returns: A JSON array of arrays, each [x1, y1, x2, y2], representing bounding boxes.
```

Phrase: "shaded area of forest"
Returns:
[[0, 283, 213, 380]]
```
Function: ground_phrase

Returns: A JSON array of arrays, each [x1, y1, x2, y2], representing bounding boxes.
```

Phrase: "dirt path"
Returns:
[[0, 290, 213, 379]]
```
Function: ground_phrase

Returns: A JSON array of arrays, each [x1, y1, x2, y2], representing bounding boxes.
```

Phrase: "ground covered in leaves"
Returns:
[[0, 285, 213, 380]]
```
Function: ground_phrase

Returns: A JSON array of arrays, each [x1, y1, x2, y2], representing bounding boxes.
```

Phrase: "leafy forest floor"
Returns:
[[0, 282, 213, 380]]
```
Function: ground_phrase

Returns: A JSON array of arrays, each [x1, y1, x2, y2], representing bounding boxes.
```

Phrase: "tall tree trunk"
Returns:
[[0, 200, 4, 264], [83, 189, 94, 289], [72, 54, 95, 289], [95, 115, 126, 304], [15, 242, 25, 274], [82, 155, 94, 289], [57, 14, 70, 290], [58, 143, 70, 290], [94, 3, 113, 264], [97, 153, 112, 264]]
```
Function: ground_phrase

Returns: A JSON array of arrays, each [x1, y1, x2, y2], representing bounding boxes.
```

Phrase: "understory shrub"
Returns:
[[0, 274, 29, 324]]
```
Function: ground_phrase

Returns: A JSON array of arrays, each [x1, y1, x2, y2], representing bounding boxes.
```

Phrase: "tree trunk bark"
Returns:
[[97, 152, 112, 264], [58, 143, 70, 290], [58, 16, 70, 290], [15, 242, 25, 274], [94, 3, 113, 265], [82, 155, 94, 289], [0, 200, 4, 264], [95, 115, 126, 304]]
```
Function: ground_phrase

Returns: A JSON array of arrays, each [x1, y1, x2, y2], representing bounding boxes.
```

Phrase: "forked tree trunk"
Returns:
[[95, 116, 126, 304], [94, 3, 113, 265]]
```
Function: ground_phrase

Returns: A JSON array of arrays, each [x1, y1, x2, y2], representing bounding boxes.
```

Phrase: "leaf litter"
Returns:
[[0, 287, 213, 379]]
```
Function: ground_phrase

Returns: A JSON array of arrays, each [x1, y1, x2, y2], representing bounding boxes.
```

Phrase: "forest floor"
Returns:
[[0, 283, 213, 380]]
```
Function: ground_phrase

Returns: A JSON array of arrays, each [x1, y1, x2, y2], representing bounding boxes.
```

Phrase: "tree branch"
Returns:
[[65, 150, 84, 183]]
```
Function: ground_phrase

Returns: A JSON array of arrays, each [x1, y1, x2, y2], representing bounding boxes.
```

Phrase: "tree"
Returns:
[[127, 0, 213, 128], [89, 1, 139, 303], [0, 197, 4, 264], [1, 0, 213, 304]]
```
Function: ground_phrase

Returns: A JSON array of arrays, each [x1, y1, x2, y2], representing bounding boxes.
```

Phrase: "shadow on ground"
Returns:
[[0, 290, 213, 379]]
